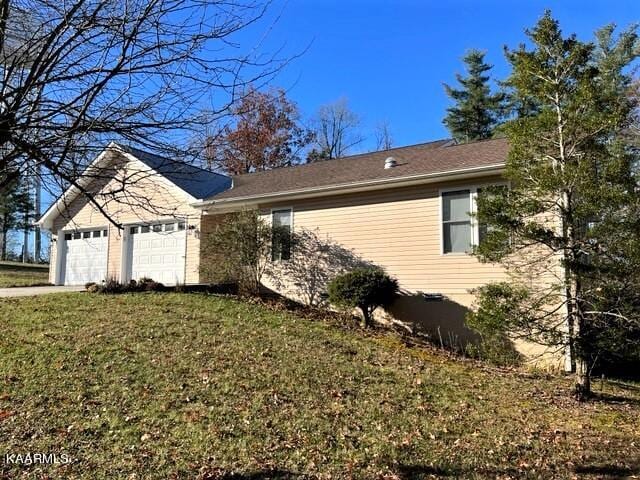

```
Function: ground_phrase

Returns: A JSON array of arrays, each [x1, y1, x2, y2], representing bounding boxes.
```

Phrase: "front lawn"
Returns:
[[0, 293, 639, 479], [0, 261, 50, 287]]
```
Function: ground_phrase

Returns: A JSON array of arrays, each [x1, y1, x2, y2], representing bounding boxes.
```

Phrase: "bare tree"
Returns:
[[0, 0, 287, 228], [269, 227, 372, 306], [374, 120, 393, 151], [307, 98, 363, 161]]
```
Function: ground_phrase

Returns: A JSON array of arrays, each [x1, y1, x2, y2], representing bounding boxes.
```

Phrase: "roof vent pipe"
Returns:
[[384, 157, 397, 169]]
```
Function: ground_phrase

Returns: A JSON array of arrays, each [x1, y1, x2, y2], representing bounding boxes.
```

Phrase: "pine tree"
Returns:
[[468, 12, 640, 400], [443, 50, 505, 142], [0, 177, 32, 261]]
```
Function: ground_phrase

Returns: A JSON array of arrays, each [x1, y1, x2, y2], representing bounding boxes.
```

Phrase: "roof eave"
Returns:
[[193, 163, 506, 212]]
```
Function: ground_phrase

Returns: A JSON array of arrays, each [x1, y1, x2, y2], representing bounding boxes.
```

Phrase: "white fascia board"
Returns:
[[192, 163, 505, 213]]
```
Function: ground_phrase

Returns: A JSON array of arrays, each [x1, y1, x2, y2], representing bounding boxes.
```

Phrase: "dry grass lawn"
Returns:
[[0, 292, 639, 479], [0, 261, 50, 287]]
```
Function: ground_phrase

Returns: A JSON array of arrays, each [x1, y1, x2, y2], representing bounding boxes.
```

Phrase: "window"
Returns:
[[130, 226, 139, 235], [73, 232, 81, 240], [103, 230, 108, 237], [164, 223, 175, 232], [92, 230, 101, 238], [64, 233, 72, 241], [271, 209, 292, 261], [441, 185, 507, 254], [152, 224, 162, 232], [82, 231, 90, 239], [177, 222, 186, 231], [442, 190, 472, 253], [140, 225, 150, 234]]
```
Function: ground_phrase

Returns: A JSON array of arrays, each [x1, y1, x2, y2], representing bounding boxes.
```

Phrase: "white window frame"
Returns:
[[439, 183, 507, 255], [270, 207, 293, 262]]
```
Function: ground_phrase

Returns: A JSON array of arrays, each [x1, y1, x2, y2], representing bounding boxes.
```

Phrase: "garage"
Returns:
[[125, 220, 187, 285], [60, 229, 108, 285]]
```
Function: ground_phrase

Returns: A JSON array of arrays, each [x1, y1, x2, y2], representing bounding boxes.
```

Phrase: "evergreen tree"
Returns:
[[443, 50, 505, 142], [468, 12, 640, 400], [0, 176, 32, 260]]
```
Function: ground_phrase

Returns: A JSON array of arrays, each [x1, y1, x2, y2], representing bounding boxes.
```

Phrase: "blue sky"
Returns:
[[28, 1, 638, 259], [252, 0, 639, 151]]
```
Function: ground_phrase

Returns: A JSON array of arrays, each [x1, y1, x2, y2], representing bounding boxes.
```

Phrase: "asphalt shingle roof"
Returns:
[[118, 144, 232, 199], [209, 137, 508, 201]]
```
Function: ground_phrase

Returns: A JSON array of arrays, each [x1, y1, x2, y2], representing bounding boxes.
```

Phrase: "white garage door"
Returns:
[[127, 221, 186, 285], [61, 229, 108, 285]]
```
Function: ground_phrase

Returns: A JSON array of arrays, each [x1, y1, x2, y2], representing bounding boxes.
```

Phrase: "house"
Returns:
[[37, 138, 563, 367], [38, 144, 231, 286]]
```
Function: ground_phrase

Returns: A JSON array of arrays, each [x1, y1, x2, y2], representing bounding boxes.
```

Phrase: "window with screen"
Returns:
[[442, 190, 472, 253], [271, 209, 292, 261]]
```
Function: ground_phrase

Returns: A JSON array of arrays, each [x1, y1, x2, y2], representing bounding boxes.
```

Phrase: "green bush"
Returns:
[[465, 282, 528, 366], [327, 267, 398, 327]]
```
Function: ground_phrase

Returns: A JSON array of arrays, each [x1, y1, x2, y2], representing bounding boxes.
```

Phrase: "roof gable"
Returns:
[[38, 143, 231, 230]]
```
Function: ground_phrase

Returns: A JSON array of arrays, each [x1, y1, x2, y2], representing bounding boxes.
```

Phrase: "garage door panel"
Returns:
[[62, 229, 108, 285], [127, 222, 186, 285]]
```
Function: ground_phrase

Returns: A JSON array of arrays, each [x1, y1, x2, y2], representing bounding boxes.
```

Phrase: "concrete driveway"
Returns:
[[0, 285, 85, 298]]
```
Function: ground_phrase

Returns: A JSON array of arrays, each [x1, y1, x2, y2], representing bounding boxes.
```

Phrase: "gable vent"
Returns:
[[384, 157, 397, 169]]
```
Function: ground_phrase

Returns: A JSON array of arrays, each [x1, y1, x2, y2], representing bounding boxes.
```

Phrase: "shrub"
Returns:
[[465, 282, 531, 366], [200, 210, 273, 296], [268, 228, 373, 307], [101, 277, 124, 294], [141, 280, 165, 292], [327, 267, 398, 327], [84, 282, 96, 290], [86, 277, 165, 294]]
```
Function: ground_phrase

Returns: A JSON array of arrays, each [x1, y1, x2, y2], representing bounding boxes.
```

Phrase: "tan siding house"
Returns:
[[257, 178, 508, 305], [38, 137, 566, 368], [40, 144, 230, 286]]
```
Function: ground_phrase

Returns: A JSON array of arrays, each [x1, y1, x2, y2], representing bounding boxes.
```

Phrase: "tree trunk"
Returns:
[[34, 167, 41, 262], [0, 219, 4, 261], [574, 355, 591, 401], [360, 306, 371, 328], [1, 214, 7, 261]]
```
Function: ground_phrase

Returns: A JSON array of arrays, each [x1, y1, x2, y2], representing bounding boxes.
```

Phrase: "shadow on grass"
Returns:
[[589, 391, 640, 407], [605, 379, 640, 392], [573, 462, 640, 479], [202, 470, 305, 480], [395, 464, 525, 478], [396, 462, 640, 479]]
